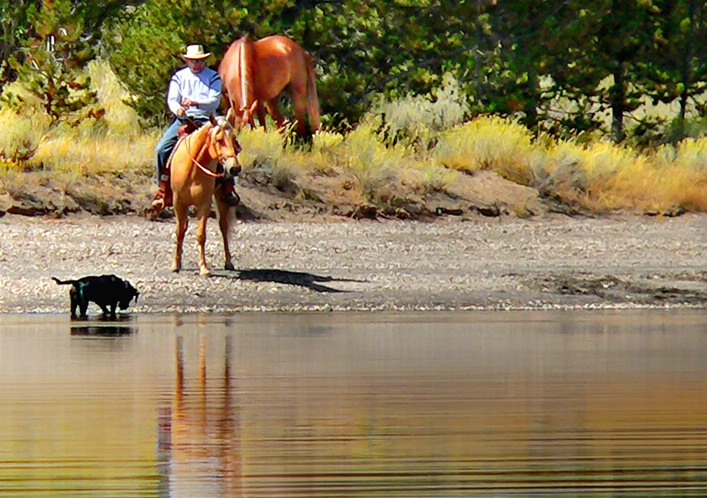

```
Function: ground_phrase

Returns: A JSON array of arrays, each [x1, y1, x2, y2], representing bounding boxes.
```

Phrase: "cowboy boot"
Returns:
[[151, 174, 173, 211], [216, 176, 240, 206]]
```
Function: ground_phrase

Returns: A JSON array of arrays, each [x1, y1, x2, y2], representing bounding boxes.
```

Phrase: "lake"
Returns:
[[1, 310, 706, 497]]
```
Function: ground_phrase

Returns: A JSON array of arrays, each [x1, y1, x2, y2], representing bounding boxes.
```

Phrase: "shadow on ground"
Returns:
[[527, 271, 707, 306], [215, 268, 365, 293]]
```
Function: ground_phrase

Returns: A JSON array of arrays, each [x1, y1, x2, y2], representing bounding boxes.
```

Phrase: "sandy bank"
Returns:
[[0, 213, 705, 314]]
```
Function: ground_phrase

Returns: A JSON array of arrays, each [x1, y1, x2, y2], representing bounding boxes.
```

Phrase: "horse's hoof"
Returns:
[[224, 261, 235, 271], [200, 267, 211, 277], [171, 265, 180, 273]]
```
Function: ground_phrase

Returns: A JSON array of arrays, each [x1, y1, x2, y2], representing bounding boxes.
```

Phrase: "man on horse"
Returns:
[[151, 44, 239, 211]]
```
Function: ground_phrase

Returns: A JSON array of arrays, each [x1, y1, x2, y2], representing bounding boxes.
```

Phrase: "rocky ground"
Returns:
[[1, 210, 705, 314]]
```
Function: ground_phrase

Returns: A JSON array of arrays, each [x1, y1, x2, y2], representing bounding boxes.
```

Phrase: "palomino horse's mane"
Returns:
[[213, 115, 232, 130], [183, 120, 213, 163]]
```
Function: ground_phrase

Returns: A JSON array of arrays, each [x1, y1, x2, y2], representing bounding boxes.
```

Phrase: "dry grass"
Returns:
[[536, 138, 707, 213], [371, 73, 469, 150], [648, 139, 707, 212], [31, 133, 157, 176], [1, 59, 156, 176]]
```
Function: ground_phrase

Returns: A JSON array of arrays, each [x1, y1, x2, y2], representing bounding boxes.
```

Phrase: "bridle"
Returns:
[[183, 120, 240, 178]]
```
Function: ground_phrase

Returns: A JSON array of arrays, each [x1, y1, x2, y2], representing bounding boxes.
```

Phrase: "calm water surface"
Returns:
[[0, 310, 706, 497]]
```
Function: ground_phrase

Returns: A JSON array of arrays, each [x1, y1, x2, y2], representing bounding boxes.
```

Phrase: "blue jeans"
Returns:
[[154, 119, 182, 184]]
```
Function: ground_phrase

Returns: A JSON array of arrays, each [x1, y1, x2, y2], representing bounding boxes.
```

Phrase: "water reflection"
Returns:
[[157, 335, 243, 497], [70, 315, 138, 340], [0, 310, 706, 497]]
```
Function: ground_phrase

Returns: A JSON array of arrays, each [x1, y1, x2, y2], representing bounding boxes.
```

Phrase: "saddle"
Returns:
[[160, 118, 205, 198], [151, 120, 202, 211]]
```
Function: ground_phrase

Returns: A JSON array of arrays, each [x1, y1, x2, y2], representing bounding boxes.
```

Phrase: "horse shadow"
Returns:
[[214, 268, 365, 293]]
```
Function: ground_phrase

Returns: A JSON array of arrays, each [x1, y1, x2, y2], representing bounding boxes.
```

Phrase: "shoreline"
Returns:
[[1, 213, 705, 314]]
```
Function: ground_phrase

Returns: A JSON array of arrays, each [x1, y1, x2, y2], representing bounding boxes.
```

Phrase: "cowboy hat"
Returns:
[[181, 44, 211, 60]]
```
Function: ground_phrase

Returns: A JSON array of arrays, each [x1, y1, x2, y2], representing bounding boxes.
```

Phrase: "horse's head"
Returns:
[[209, 113, 242, 177], [239, 100, 258, 129], [224, 102, 258, 131]]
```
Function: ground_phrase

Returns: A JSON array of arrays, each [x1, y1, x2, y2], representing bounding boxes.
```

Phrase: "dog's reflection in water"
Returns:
[[70, 325, 136, 337], [70, 315, 137, 337]]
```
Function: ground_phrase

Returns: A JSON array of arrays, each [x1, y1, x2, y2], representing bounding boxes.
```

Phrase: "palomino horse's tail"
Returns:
[[305, 52, 321, 132]]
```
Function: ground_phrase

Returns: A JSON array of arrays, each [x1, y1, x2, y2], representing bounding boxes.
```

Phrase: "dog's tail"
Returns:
[[52, 277, 77, 285]]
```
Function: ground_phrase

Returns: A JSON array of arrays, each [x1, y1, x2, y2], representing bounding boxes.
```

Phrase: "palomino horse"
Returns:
[[170, 112, 241, 276], [218, 34, 320, 138]]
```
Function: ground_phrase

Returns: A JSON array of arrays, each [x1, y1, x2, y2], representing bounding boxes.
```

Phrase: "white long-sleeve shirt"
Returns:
[[167, 66, 222, 120]]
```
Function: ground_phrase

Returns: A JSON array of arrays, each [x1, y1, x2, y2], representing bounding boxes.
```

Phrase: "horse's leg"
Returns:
[[172, 203, 188, 273], [265, 99, 286, 132], [216, 199, 235, 271], [256, 103, 267, 130], [195, 207, 211, 276], [291, 91, 308, 138]]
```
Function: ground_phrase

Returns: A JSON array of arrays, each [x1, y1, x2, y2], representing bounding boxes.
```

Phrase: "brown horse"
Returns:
[[170, 112, 241, 276], [218, 34, 320, 138]]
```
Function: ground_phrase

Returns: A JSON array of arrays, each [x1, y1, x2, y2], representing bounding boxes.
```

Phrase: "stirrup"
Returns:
[[151, 188, 171, 210], [151, 196, 165, 211], [151, 175, 172, 211]]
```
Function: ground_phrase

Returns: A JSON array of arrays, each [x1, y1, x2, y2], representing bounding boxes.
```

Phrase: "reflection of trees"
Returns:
[[157, 335, 243, 498]]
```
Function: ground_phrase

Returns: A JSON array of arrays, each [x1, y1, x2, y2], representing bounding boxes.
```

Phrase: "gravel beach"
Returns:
[[0, 213, 705, 314]]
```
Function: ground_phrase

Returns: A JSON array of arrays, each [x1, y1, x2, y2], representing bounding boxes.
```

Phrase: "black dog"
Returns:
[[52, 275, 139, 318]]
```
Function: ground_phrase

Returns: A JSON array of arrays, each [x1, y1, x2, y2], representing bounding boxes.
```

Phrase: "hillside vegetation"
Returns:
[[0, 60, 705, 219]]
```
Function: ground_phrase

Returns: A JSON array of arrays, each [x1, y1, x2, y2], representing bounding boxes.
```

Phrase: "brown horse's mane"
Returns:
[[220, 35, 255, 114], [237, 35, 255, 111]]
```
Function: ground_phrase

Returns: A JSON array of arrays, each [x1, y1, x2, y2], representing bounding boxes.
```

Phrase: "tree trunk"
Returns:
[[523, 64, 539, 129], [609, 64, 626, 143]]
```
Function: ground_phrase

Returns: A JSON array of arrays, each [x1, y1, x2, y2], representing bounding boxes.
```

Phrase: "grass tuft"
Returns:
[[370, 73, 469, 150], [434, 116, 540, 185], [0, 108, 51, 172], [334, 122, 404, 201]]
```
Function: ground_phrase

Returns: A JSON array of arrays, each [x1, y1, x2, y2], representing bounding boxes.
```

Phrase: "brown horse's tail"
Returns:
[[305, 52, 321, 132]]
